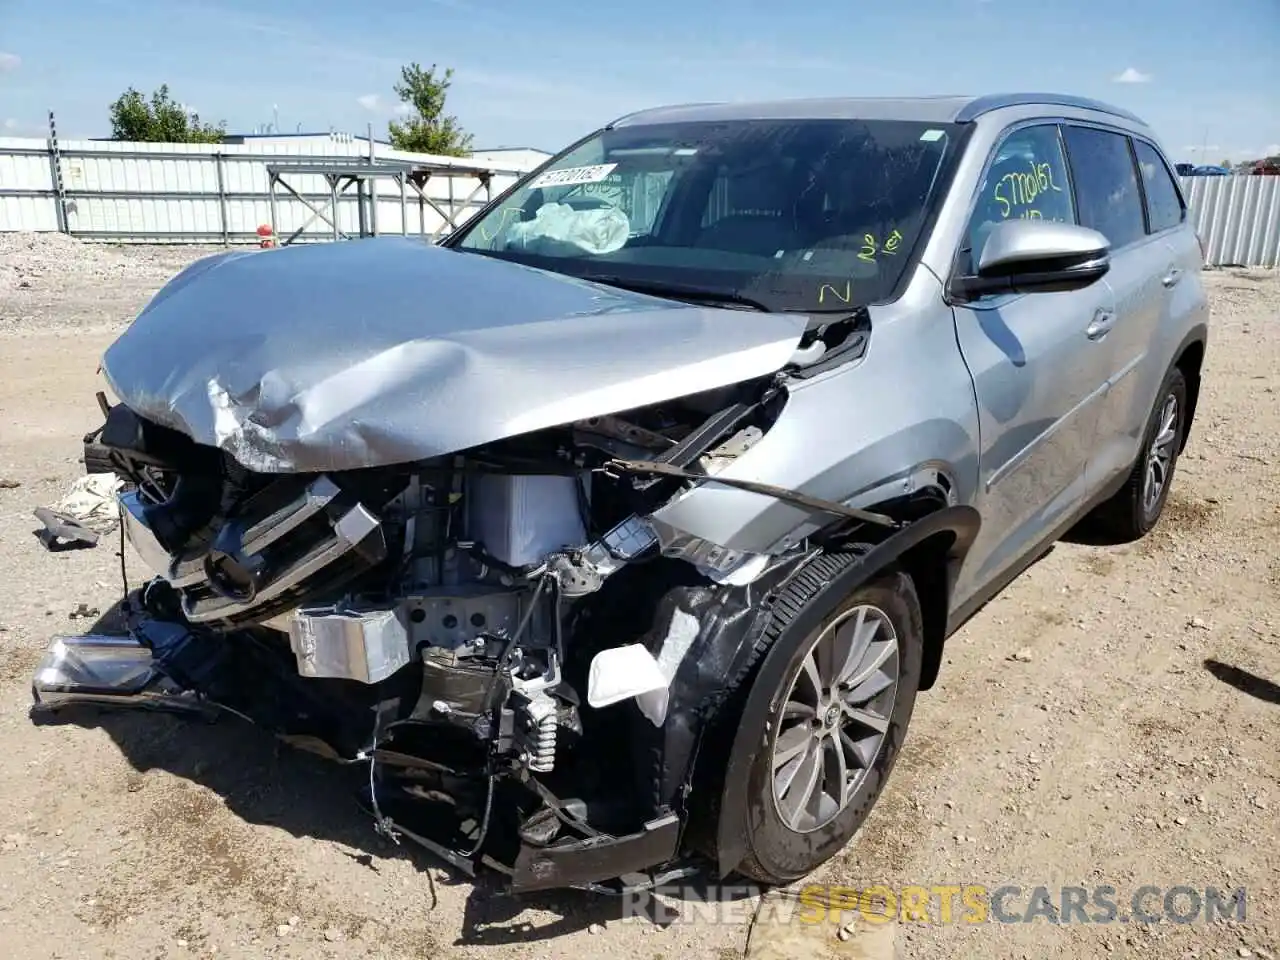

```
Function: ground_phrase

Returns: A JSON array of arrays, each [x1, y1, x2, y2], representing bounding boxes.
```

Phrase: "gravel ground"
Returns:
[[0, 232, 225, 329], [0, 235, 1277, 960]]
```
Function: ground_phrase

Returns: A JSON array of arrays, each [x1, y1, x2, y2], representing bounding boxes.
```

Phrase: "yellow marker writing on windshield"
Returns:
[[818, 281, 852, 305]]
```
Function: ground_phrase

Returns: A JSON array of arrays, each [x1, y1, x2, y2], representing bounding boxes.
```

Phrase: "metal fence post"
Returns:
[[447, 176, 455, 238], [268, 169, 280, 241], [214, 152, 229, 246], [399, 172, 408, 236], [367, 121, 379, 236], [46, 111, 68, 234]]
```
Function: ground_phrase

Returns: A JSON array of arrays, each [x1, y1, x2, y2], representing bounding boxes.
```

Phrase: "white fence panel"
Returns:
[[1179, 175, 1280, 269], [0, 137, 59, 231], [0, 134, 540, 243]]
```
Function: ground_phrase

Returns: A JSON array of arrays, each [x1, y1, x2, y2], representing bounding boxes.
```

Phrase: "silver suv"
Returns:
[[34, 92, 1208, 894]]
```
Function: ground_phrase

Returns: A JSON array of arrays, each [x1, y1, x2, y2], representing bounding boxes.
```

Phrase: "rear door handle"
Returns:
[[1086, 308, 1115, 340], [1162, 268, 1183, 288]]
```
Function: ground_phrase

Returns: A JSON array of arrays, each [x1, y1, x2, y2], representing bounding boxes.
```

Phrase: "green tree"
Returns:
[[108, 85, 226, 143], [386, 62, 473, 157]]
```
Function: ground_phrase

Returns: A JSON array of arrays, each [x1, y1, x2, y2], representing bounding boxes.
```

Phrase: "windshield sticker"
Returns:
[[529, 163, 618, 190], [919, 129, 946, 142]]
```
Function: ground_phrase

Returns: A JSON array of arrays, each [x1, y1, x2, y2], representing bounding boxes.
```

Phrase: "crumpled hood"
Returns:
[[101, 237, 808, 473]]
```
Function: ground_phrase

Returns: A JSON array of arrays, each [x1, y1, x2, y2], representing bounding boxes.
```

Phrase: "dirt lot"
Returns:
[[0, 236, 1276, 960]]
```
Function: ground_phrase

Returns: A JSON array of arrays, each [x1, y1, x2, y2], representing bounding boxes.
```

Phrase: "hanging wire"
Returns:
[[116, 516, 131, 615], [365, 708, 401, 846]]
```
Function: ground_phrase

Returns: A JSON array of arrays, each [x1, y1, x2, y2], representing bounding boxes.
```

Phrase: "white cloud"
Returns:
[[356, 93, 381, 111], [394, 101, 413, 116], [1264, 143, 1280, 156], [0, 52, 20, 72], [1113, 67, 1152, 84], [3, 118, 16, 130]]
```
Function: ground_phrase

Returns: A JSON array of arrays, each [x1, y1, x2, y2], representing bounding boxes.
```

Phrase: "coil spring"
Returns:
[[526, 710, 557, 773]]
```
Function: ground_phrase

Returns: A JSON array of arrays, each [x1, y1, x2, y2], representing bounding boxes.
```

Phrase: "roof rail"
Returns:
[[956, 93, 1146, 125]]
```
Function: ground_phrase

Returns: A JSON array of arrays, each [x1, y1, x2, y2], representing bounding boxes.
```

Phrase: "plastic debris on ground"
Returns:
[[33, 472, 124, 549]]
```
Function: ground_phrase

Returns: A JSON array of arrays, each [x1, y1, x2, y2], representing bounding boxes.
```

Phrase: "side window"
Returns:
[[965, 124, 1075, 258], [1061, 126, 1147, 249], [1133, 140, 1186, 233]]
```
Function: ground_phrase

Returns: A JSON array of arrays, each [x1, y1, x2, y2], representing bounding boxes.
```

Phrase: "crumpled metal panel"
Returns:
[[100, 237, 808, 473]]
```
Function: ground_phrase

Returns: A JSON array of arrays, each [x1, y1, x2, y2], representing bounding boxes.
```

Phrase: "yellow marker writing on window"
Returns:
[[993, 179, 1011, 219], [1037, 161, 1063, 193], [857, 234, 878, 262], [992, 161, 1065, 220]]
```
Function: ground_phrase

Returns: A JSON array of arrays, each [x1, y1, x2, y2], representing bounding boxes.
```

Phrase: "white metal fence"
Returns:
[[0, 134, 543, 243], [1179, 175, 1280, 269], [1, 137, 1276, 267]]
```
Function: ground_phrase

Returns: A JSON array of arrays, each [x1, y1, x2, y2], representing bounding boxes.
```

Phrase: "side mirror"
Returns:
[[951, 219, 1111, 301]]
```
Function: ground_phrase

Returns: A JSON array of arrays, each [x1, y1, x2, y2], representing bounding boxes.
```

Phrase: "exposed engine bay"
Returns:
[[34, 372, 898, 892]]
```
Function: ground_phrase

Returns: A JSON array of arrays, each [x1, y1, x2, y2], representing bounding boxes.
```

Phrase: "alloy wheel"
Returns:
[[769, 604, 900, 834], [1143, 392, 1180, 518]]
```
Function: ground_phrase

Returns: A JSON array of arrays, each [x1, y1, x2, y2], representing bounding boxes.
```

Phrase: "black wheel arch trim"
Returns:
[[707, 503, 980, 880], [1171, 322, 1208, 454]]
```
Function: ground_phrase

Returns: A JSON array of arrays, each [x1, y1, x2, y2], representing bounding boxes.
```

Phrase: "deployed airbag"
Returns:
[[507, 202, 630, 255]]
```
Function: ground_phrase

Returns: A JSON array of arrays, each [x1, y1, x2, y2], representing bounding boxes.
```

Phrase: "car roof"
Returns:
[[610, 92, 1147, 129]]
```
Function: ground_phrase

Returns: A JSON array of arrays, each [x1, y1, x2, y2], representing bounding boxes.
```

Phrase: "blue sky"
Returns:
[[1, 0, 1277, 163]]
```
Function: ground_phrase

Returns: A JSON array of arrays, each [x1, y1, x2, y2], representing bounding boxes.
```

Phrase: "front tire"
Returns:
[[732, 568, 923, 885]]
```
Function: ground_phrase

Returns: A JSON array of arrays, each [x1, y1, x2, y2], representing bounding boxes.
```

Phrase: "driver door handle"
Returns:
[[1086, 308, 1115, 341], [1162, 268, 1183, 288]]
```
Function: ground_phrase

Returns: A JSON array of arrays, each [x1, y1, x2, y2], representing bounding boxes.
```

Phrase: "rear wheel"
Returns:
[[732, 569, 923, 885], [1088, 365, 1188, 543]]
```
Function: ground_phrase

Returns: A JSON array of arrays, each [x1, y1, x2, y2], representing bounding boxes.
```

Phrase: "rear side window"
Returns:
[[965, 124, 1076, 257], [1061, 126, 1147, 249], [1133, 140, 1186, 233]]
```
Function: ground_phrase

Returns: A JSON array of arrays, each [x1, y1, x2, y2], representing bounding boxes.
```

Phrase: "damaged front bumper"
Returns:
[[30, 624, 695, 894]]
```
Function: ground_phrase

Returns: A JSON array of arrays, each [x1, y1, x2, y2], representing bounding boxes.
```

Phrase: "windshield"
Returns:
[[449, 117, 964, 313]]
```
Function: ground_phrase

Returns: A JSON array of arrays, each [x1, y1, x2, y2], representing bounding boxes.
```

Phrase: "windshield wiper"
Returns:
[[581, 275, 772, 312]]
